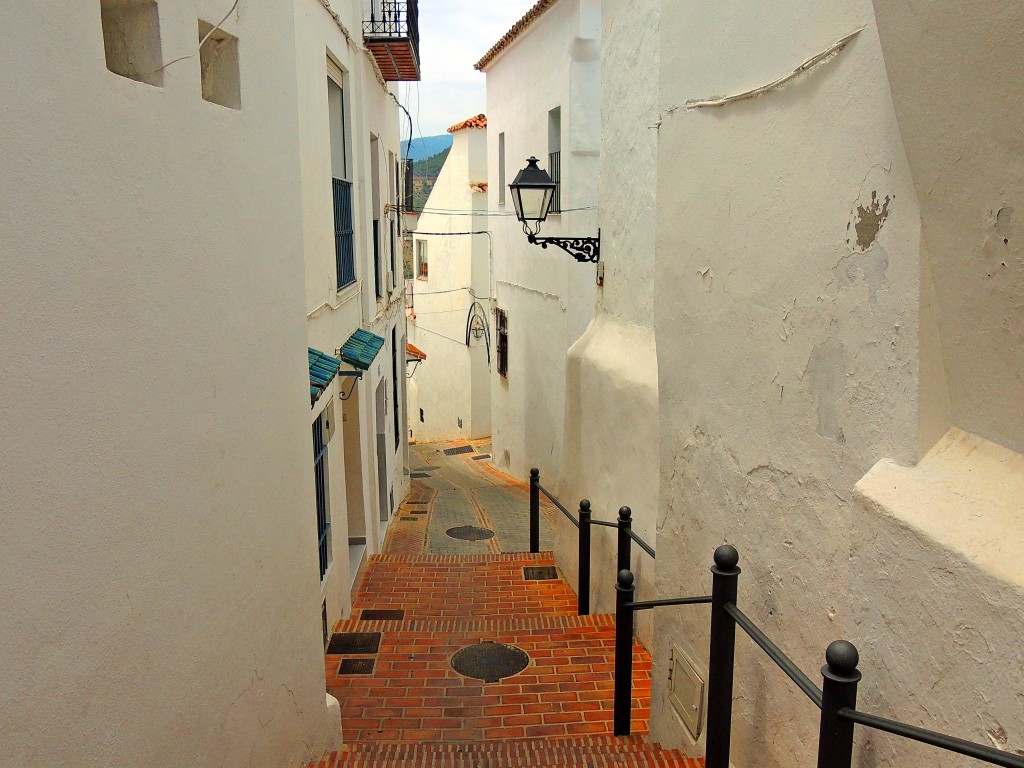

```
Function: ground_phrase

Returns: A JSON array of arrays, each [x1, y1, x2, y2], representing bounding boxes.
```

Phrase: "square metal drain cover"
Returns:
[[361, 609, 405, 621], [410, 510, 428, 515], [472, 454, 491, 460], [406, 501, 429, 506], [326, 632, 381, 655], [401, 516, 419, 521], [523, 566, 558, 581], [411, 472, 431, 478], [443, 445, 474, 456], [338, 658, 375, 675]]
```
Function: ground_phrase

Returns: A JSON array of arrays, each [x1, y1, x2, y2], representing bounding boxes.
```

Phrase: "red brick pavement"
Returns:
[[350, 553, 578, 621], [310, 442, 703, 768]]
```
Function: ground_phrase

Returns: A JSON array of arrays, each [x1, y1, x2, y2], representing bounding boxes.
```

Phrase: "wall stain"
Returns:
[[804, 336, 846, 440], [847, 191, 893, 250]]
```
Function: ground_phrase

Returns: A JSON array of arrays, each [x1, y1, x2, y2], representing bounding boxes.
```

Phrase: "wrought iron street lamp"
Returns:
[[508, 157, 601, 265]]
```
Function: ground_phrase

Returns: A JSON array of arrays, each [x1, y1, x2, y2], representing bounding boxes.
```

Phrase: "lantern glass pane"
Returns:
[[517, 187, 554, 221]]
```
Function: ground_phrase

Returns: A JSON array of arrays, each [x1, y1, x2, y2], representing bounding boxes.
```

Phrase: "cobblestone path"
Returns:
[[391, 440, 557, 555]]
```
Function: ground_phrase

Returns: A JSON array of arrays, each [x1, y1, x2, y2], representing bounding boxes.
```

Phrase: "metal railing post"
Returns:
[[614, 569, 636, 736], [578, 499, 592, 615], [705, 545, 740, 768], [617, 506, 633, 573], [817, 641, 861, 768], [529, 467, 540, 553]]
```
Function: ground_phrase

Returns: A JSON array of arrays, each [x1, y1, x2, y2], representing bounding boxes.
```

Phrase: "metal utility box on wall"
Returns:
[[669, 643, 705, 740]]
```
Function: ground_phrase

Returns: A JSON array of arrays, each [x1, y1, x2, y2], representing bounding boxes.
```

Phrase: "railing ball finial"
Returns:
[[617, 569, 635, 590], [618, 505, 632, 522], [530, 467, 539, 478], [713, 543, 740, 571], [825, 639, 860, 677], [580, 499, 591, 512]]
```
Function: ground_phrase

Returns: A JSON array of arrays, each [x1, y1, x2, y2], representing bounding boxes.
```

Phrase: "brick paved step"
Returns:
[[334, 737, 704, 767], [351, 552, 579, 623], [327, 618, 653, 742]]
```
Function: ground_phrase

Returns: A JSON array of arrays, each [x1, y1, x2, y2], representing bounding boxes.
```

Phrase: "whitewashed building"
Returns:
[[408, 114, 491, 443], [476, 0, 601, 481], [478, 1, 1024, 765], [591, 1, 1024, 766], [0, 0, 416, 764], [295, 0, 412, 631]]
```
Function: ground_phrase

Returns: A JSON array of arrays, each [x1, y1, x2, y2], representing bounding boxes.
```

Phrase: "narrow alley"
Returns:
[[319, 441, 702, 766]]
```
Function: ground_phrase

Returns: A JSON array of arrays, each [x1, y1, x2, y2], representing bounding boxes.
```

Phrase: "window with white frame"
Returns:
[[417, 239, 428, 279]]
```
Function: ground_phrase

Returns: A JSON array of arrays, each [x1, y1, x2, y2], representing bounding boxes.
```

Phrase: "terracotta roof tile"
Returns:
[[447, 114, 487, 133], [474, 0, 562, 71]]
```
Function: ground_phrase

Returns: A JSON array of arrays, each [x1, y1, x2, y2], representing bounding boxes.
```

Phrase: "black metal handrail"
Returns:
[[725, 602, 823, 707], [536, 481, 578, 528], [841, 708, 1024, 768], [611, 545, 1024, 768], [529, 467, 656, 616]]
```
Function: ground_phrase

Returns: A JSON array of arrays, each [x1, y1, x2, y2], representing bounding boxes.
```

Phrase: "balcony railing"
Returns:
[[363, 1, 420, 81]]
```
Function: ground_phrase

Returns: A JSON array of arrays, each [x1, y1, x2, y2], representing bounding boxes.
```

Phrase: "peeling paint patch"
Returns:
[[847, 191, 893, 250], [804, 337, 846, 440], [698, 266, 713, 292]]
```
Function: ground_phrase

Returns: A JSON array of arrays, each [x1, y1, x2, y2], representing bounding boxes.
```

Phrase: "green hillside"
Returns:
[[412, 147, 450, 210]]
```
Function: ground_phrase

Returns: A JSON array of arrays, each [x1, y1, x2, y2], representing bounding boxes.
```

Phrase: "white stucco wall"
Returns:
[[871, 0, 1024, 458], [648, 2, 1024, 766], [483, 0, 600, 483], [294, 0, 409, 618], [0, 2, 335, 765], [649, 1, 923, 762], [409, 126, 491, 442], [558, 0, 660, 648]]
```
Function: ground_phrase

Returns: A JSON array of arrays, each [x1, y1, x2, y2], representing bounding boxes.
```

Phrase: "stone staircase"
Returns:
[[330, 736, 703, 766], [305, 552, 703, 767], [306, 450, 703, 768]]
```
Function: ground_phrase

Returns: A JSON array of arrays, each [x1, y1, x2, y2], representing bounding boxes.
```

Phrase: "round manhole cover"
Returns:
[[445, 525, 495, 541], [451, 641, 530, 683]]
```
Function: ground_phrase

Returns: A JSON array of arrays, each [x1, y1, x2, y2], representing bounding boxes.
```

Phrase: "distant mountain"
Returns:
[[412, 147, 451, 210], [402, 134, 453, 162]]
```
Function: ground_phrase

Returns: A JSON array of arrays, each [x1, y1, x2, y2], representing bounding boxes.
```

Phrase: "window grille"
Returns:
[[392, 328, 401, 450], [496, 308, 509, 378], [313, 413, 332, 581], [548, 151, 561, 214], [373, 218, 382, 297], [333, 178, 355, 288]]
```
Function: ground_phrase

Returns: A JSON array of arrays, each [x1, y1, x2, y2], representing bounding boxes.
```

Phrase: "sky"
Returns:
[[397, 0, 540, 138]]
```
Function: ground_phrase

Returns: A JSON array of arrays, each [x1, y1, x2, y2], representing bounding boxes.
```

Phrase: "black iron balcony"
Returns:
[[363, 1, 420, 81]]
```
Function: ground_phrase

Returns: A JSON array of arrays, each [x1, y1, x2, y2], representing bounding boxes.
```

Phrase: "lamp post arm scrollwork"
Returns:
[[526, 231, 601, 263]]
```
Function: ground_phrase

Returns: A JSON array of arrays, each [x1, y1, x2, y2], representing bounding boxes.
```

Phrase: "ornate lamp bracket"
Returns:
[[526, 230, 601, 263]]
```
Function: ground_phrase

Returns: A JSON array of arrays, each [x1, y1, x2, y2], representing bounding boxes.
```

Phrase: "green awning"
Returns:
[[339, 328, 386, 370], [309, 347, 342, 405]]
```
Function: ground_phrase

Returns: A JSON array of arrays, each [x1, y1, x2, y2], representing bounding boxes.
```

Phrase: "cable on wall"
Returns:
[[141, 0, 240, 79]]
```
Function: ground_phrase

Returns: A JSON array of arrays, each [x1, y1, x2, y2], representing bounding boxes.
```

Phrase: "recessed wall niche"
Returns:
[[198, 20, 241, 110], [100, 0, 164, 87]]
